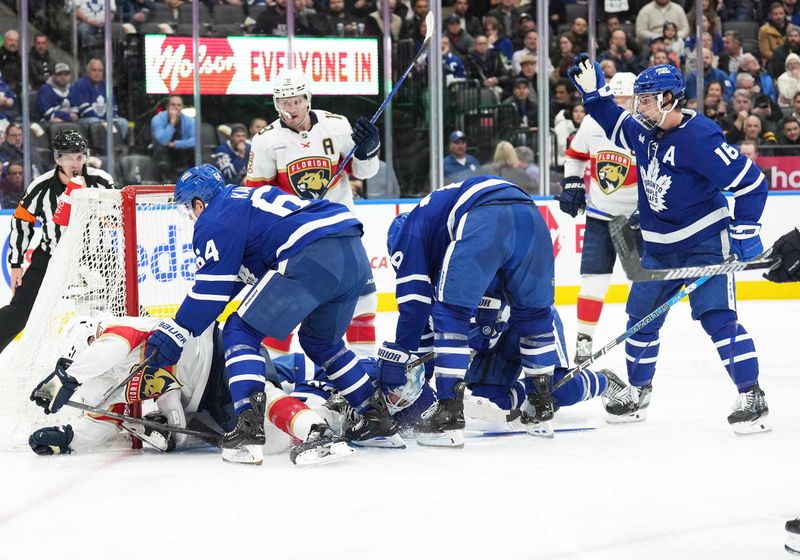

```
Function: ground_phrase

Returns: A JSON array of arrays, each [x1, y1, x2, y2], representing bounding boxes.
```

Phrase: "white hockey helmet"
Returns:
[[609, 72, 636, 98], [61, 315, 100, 359], [273, 68, 311, 101]]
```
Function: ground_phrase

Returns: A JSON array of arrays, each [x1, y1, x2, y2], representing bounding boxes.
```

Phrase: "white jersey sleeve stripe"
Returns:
[[195, 274, 239, 282], [641, 207, 729, 244], [188, 290, 231, 302], [274, 212, 356, 259], [396, 274, 431, 285], [733, 176, 765, 198], [723, 158, 752, 191], [396, 294, 432, 305]]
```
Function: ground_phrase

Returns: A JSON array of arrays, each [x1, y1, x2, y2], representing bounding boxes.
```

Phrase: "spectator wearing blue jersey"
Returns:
[[569, 54, 771, 435], [443, 130, 480, 182], [737, 53, 778, 101], [69, 59, 129, 139], [211, 123, 250, 185], [37, 63, 76, 124], [151, 95, 195, 183], [0, 75, 17, 122], [441, 37, 466, 87]]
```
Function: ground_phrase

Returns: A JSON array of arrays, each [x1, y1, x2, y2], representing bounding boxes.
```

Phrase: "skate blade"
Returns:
[[416, 429, 465, 448], [349, 433, 406, 449], [221, 445, 264, 465], [606, 409, 647, 424], [787, 532, 800, 556], [731, 417, 771, 436], [523, 420, 554, 439], [292, 441, 355, 466]]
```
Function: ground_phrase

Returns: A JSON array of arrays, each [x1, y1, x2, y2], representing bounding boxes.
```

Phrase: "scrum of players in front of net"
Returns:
[[25, 57, 800, 468]]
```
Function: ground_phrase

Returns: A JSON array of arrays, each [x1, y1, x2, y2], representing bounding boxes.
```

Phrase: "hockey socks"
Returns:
[[576, 273, 612, 337], [301, 336, 373, 411], [700, 310, 759, 392]]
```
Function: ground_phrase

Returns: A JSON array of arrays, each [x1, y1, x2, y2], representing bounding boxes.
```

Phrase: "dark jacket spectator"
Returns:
[[463, 35, 511, 94], [451, 0, 481, 38], [29, 34, 56, 90], [599, 30, 645, 75], [502, 77, 537, 128], [444, 15, 473, 57], [486, 0, 520, 39], [0, 30, 21, 96], [768, 25, 800, 77], [0, 161, 24, 209], [0, 124, 48, 177], [776, 115, 800, 154]]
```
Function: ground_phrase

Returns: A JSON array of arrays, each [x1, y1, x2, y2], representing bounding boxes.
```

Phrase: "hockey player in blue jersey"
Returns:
[[378, 175, 560, 447], [568, 54, 770, 434], [144, 164, 402, 464]]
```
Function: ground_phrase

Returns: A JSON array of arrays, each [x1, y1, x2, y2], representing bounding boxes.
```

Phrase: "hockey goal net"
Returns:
[[0, 185, 194, 451]]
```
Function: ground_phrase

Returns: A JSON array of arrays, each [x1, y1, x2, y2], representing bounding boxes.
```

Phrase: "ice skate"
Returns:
[[344, 390, 405, 449], [290, 423, 355, 466], [574, 334, 593, 364], [727, 384, 770, 435], [519, 374, 555, 438], [605, 383, 651, 423], [600, 368, 627, 408], [220, 392, 267, 465], [786, 518, 800, 556], [417, 382, 465, 448]]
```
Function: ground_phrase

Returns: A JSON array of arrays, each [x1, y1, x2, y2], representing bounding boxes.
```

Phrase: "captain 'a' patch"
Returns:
[[595, 151, 631, 194], [287, 157, 333, 199]]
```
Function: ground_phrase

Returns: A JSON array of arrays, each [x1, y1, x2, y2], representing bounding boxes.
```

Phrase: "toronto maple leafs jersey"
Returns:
[[245, 110, 379, 210], [585, 96, 767, 255], [390, 176, 531, 351], [175, 185, 362, 337], [564, 114, 638, 220]]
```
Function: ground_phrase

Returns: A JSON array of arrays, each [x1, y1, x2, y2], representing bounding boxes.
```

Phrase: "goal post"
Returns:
[[0, 185, 195, 451]]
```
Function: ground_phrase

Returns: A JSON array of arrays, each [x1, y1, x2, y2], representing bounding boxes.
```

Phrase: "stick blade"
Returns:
[[608, 215, 650, 281], [424, 11, 435, 41]]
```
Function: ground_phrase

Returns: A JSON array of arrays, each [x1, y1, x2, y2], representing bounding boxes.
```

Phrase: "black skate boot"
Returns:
[[220, 392, 267, 465], [786, 518, 800, 555], [289, 423, 355, 466], [574, 334, 593, 364], [520, 374, 555, 438], [605, 382, 652, 424], [417, 381, 466, 448], [727, 384, 770, 435], [600, 369, 627, 409], [344, 389, 405, 448]]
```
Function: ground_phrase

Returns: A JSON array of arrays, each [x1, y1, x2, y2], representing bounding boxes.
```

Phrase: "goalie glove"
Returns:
[[567, 53, 611, 103], [729, 220, 763, 262], [145, 319, 190, 368], [377, 341, 412, 389], [30, 358, 80, 415], [557, 177, 587, 218]]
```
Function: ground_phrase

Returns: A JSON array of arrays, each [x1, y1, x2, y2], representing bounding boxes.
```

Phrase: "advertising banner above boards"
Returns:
[[0, 194, 797, 311], [144, 35, 379, 96], [758, 156, 800, 190]]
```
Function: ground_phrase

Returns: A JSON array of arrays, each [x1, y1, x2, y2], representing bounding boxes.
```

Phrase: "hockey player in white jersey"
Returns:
[[246, 68, 379, 357], [569, 54, 770, 434], [559, 72, 639, 363], [28, 316, 352, 465]]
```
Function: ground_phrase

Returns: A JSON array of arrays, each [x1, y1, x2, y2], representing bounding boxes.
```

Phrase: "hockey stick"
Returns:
[[64, 399, 222, 443], [320, 11, 435, 200], [464, 427, 595, 438], [552, 270, 717, 392], [407, 351, 433, 371], [95, 350, 158, 408], [608, 215, 780, 282]]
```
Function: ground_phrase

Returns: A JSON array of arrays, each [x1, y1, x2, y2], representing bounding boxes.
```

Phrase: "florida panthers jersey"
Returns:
[[69, 317, 214, 413], [175, 185, 362, 337], [245, 110, 379, 210], [390, 176, 531, 351], [564, 114, 638, 220], [585, 96, 767, 255]]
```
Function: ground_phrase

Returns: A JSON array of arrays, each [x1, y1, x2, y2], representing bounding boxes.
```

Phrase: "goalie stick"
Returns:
[[608, 215, 780, 281], [320, 11, 435, 199]]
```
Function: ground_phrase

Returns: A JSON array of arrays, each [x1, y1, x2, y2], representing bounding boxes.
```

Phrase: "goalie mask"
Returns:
[[61, 315, 100, 360], [272, 68, 312, 129]]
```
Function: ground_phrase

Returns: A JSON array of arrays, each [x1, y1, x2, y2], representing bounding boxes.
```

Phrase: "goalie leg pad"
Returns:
[[29, 425, 74, 455]]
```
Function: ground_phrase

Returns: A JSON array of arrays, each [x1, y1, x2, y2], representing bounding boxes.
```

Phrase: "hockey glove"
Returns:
[[764, 228, 800, 283], [352, 116, 380, 160], [557, 177, 587, 217], [469, 296, 507, 352], [729, 220, 763, 262], [627, 210, 641, 230], [30, 357, 80, 415], [568, 53, 610, 103], [28, 425, 74, 455], [145, 319, 190, 369], [377, 341, 412, 389]]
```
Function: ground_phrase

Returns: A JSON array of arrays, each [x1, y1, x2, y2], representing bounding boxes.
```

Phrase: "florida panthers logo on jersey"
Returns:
[[595, 151, 631, 194], [126, 366, 181, 403], [641, 157, 672, 212], [287, 157, 333, 199]]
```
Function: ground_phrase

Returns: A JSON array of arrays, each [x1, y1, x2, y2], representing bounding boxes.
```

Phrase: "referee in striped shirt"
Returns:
[[0, 129, 115, 353]]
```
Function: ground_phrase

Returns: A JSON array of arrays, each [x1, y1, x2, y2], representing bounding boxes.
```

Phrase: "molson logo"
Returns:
[[152, 37, 236, 93]]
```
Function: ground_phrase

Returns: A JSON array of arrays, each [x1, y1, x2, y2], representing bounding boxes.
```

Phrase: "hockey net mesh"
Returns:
[[0, 186, 194, 451]]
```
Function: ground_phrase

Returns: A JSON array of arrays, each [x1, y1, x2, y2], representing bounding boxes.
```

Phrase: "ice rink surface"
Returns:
[[1, 300, 800, 560]]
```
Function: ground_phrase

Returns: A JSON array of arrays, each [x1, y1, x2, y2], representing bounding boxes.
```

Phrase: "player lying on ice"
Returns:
[[27, 315, 353, 466], [568, 54, 771, 435]]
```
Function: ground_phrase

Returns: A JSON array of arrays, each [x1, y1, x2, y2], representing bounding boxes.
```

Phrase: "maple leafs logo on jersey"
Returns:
[[641, 157, 671, 212], [287, 157, 333, 199], [595, 151, 631, 195]]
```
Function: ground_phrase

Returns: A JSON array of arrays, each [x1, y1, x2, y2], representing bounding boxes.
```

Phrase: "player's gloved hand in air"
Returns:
[[764, 228, 800, 283], [729, 220, 763, 262], [30, 357, 80, 415], [557, 177, 586, 217], [352, 116, 380, 160], [377, 341, 412, 389], [145, 319, 191, 369], [567, 53, 610, 103]]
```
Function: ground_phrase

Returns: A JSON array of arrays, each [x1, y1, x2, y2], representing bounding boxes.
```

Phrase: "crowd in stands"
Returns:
[[0, 0, 798, 204]]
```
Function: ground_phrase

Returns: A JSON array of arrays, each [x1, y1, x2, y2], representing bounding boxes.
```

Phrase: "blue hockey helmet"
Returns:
[[174, 164, 225, 214], [632, 64, 686, 129], [387, 212, 409, 255]]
